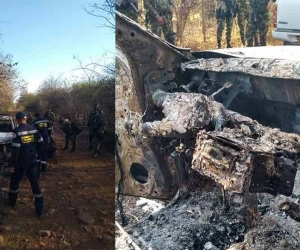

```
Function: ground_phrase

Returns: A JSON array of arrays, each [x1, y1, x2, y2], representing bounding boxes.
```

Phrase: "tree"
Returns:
[[83, 0, 115, 29], [0, 52, 25, 112], [17, 92, 41, 112], [173, 0, 199, 45]]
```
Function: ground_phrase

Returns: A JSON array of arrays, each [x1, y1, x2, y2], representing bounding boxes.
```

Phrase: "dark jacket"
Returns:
[[87, 110, 105, 131], [33, 116, 50, 142], [9, 123, 44, 168], [61, 119, 81, 136]]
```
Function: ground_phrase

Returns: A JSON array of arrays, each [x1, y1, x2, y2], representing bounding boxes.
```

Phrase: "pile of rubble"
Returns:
[[128, 182, 248, 250], [115, 173, 300, 249], [116, 90, 300, 249]]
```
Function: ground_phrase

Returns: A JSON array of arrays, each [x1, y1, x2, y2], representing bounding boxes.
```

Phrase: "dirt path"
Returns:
[[0, 128, 114, 249]]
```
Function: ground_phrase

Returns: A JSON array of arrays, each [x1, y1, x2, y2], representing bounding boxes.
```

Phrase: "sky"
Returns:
[[0, 0, 114, 93]]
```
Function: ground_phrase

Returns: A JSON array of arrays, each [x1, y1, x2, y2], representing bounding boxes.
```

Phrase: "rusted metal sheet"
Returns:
[[116, 46, 177, 199], [251, 77, 300, 106], [192, 133, 251, 193], [182, 58, 300, 80], [192, 132, 298, 196]]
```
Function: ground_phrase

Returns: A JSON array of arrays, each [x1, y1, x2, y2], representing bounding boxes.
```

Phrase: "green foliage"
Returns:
[[17, 92, 41, 112], [17, 74, 115, 131]]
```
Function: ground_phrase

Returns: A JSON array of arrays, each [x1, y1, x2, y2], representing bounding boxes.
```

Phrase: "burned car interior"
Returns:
[[115, 12, 300, 247]]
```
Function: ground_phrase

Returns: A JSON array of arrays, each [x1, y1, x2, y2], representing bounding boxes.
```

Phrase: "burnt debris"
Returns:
[[141, 89, 300, 197]]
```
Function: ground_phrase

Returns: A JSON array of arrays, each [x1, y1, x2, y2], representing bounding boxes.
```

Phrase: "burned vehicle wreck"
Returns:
[[116, 11, 300, 250]]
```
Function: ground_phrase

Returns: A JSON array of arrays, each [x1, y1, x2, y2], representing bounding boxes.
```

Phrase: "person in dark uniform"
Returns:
[[116, 0, 139, 22], [44, 108, 55, 137], [33, 113, 50, 173], [8, 112, 44, 218], [88, 104, 105, 151], [59, 117, 81, 152]]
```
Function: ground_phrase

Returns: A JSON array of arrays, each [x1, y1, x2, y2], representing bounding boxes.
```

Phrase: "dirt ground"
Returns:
[[0, 127, 115, 250]]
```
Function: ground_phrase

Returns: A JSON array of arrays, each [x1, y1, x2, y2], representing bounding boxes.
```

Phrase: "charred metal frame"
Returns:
[[116, 12, 194, 199], [116, 11, 300, 207]]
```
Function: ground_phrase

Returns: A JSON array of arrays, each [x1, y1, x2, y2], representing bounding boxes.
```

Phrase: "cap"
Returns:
[[16, 112, 26, 120]]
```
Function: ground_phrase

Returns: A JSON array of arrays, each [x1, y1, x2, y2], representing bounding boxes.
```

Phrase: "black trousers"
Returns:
[[65, 133, 76, 151], [37, 142, 48, 173], [89, 129, 103, 151], [89, 129, 97, 147], [9, 162, 43, 215]]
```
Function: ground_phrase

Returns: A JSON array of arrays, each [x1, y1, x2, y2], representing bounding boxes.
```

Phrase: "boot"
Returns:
[[8, 193, 17, 208], [35, 197, 44, 217]]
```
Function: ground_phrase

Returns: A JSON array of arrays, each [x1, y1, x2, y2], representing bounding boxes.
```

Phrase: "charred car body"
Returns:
[[115, 12, 300, 225], [0, 114, 15, 171]]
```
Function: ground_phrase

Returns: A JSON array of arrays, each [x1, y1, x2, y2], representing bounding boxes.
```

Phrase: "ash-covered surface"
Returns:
[[181, 58, 300, 80], [115, 172, 300, 250], [141, 90, 300, 194], [141, 90, 225, 136], [228, 193, 300, 250], [123, 89, 300, 250], [216, 124, 300, 154], [121, 191, 300, 250], [115, 195, 167, 250], [115, 196, 167, 226], [127, 178, 249, 250], [228, 224, 297, 250], [142, 90, 300, 153], [115, 228, 134, 250]]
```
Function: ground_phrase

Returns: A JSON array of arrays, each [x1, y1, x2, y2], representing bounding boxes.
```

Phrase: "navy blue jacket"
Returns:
[[9, 123, 44, 168], [33, 116, 50, 142]]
